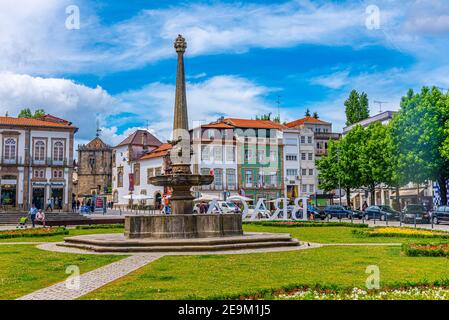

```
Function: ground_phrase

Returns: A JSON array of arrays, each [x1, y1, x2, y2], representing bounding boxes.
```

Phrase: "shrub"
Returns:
[[244, 221, 368, 228], [0, 227, 68, 239], [353, 227, 449, 239], [403, 243, 449, 257]]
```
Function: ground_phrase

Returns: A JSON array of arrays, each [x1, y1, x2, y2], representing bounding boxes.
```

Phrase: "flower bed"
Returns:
[[244, 221, 368, 228], [0, 227, 68, 239], [403, 243, 449, 257], [275, 286, 449, 300], [353, 227, 449, 238]]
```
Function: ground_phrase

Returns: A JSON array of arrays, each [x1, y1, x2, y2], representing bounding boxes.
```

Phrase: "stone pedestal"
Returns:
[[125, 214, 243, 239]]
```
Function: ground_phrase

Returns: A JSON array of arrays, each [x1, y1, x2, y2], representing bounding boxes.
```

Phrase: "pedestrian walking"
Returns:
[[72, 199, 77, 213], [28, 204, 38, 228], [46, 198, 52, 212]]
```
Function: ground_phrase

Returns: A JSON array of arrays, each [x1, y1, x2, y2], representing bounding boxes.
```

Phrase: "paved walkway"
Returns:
[[17, 254, 161, 300]]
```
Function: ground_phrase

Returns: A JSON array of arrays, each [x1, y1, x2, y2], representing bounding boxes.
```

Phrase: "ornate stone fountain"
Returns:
[[57, 35, 299, 252], [124, 35, 243, 239]]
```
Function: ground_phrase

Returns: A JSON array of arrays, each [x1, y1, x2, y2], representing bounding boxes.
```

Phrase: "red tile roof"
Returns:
[[0, 115, 76, 129], [139, 143, 172, 160], [116, 130, 162, 147], [201, 122, 234, 129], [223, 118, 287, 130], [285, 116, 330, 128]]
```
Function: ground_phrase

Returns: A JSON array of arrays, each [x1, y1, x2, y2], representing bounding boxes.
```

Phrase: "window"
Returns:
[[53, 169, 63, 179], [34, 169, 45, 179], [147, 168, 154, 184], [307, 136, 312, 144], [266, 173, 277, 187], [244, 149, 254, 163], [308, 153, 313, 161], [213, 146, 223, 162], [269, 149, 277, 162], [309, 169, 314, 176], [286, 154, 297, 161], [201, 145, 210, 161], [285, 138, 297, 145], [112, 151, 116, 167], [134, 163, 140, 186], [301, 153, 306, 161], [53, 141, 64, 162], [226, 169, 236, 190], [309, 184, 315, 193], [4, 138, 16, 161], [286, 169, 297, 176], [214, 168, 223, 190], [34, 141, 45, 161], [155, 167, 162, 176], [302, 169, 307, 176], [117, 168, 123, 187], [225, 146, 235, 162], [300, 136, 305, 144], [302, 184, 307, 193], [245, 170, 253, 188], [257, 149, 266, 163]]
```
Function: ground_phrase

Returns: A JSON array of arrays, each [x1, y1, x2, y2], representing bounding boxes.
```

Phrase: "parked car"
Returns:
[[402, 204, 430, 224], [431, 205, 449, 224], [192, 201, 241, 214], [246, 205, 271, 219], [308, 206, 326, 220], [364, 205, 401, 221], [324, 205, 353, 219], [343, 206, 363, 219]]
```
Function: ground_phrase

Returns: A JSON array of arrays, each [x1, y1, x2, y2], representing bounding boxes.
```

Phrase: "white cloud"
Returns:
[[310, 70, 351, 89], [116, 75, 275, 140], [0, 72, 118, 140]]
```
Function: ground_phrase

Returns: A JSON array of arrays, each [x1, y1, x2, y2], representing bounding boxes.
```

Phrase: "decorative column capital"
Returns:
[[174, 34, 187, 53]]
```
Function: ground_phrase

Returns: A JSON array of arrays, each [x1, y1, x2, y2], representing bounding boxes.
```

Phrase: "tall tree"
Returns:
[[313, 112, 319, 119], [305, 109, 311, 117], [18, 108, 45, 118], [358, 122, 394, 204], [255, 112, 272, 121], [317, 126, 365, 206], [392, 87, 449, 205], [344, 90, 370, 126]]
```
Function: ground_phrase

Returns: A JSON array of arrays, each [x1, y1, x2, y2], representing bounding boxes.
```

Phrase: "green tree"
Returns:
[[255, 112, 272, 121], [317, 126, 365, 206], [313, 112, 319, 119], [359, 122, 394, 204], [18, 108, 45, 118], [344, 90, 369, 126], [305, 109, 311, 117], [392, 87, 449, 205]]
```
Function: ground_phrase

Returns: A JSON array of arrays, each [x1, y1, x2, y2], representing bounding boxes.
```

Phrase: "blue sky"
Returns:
[[1, 0, 449, 145]]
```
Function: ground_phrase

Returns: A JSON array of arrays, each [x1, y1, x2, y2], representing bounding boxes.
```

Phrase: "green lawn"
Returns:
[[243, 224, 449, 244], [3, 223, 449, 300], [0, 245, 123, 299], [0, 227, 124, 243], [82, 245, 449, 300]]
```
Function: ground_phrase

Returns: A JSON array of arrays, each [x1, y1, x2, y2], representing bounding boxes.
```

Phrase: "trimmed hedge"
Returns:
[[403, 243, 449, 257], [243, 221, 368, 228], [353, 227, 449, 239], [75, 224, 124, 230], [0, 227, 68, 239]]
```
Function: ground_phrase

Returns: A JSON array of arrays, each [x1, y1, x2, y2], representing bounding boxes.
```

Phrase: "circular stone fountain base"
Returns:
[[125, 214, 243, 239], [57, 232, 300, 253]]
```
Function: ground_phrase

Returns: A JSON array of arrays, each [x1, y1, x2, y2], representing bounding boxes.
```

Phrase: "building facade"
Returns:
[[75, 136, 112, 196], [0, 115, 77, 211], [282, 128, 316, 199], [111, 130, 166, 208]]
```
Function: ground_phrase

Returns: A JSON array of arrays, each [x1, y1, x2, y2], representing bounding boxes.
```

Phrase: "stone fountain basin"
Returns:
[[149, 174, 213, 187]]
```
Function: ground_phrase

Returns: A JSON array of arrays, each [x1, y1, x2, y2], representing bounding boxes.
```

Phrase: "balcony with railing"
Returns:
[[30, 157, 68, 166], [0, 156, 24, 165]]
